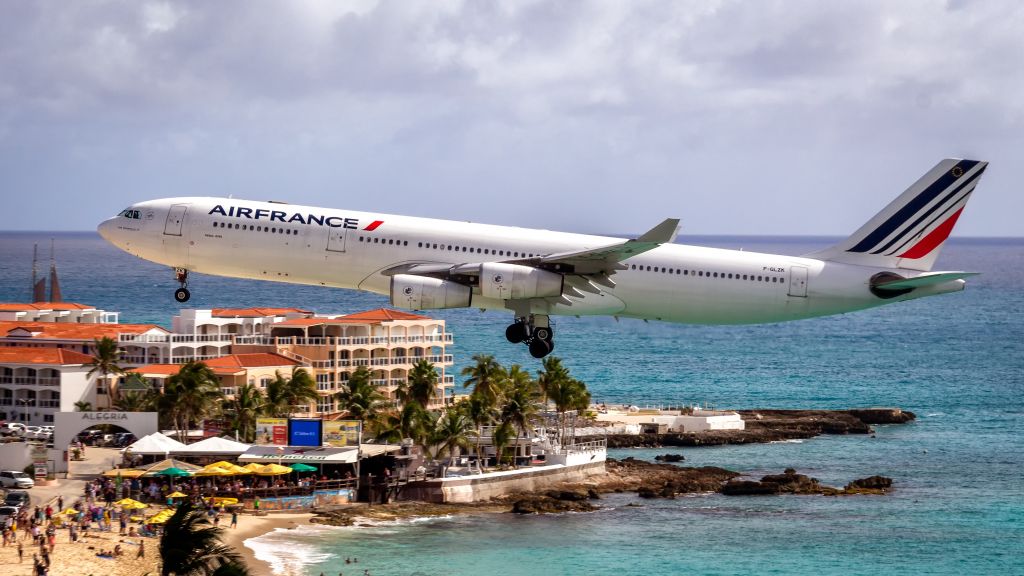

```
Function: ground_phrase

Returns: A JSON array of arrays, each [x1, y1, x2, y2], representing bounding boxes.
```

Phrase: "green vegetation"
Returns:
[[87, 336, 124, 405], [159, 502, 249, 576]]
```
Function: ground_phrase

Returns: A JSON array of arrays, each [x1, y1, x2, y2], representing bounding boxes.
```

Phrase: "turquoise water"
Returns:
[[1, 233, 1022, 574]]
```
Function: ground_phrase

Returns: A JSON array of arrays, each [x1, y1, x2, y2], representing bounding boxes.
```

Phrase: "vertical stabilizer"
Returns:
[[805, 159, 987, 271]]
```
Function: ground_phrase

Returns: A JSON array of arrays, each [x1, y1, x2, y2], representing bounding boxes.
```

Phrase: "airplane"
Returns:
[[98, 158, 987, 359]]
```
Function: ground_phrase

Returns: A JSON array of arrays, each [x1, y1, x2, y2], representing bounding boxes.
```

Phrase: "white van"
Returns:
[[0, 470, 34, 489]]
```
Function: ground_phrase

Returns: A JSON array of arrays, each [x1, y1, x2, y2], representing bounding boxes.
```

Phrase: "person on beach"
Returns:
[[18, 541, 24, 562], [230, 511, 238, 528], [137, 539, 145, 558]]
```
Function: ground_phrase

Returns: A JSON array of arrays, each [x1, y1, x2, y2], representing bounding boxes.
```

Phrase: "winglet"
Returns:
[[637, 218, 681, 244]]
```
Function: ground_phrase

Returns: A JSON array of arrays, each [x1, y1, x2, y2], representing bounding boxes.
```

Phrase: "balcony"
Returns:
[[38, 400, 60, 408], [120, 333, 233, 344], [232, 334, 453, 347]]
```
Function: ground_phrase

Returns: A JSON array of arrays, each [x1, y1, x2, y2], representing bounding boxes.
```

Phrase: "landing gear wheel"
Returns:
[[533, 326, 553, 342], [174, 288, 191, 303], [528, 338, 553, 359], [506, 322, 529, 344]]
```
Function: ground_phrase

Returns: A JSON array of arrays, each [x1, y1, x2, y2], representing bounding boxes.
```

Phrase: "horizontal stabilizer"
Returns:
[[873, 271, 979, 291]]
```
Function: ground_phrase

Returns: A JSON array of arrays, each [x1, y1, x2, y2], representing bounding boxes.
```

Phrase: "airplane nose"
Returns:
[[97, 218, 116, 243]]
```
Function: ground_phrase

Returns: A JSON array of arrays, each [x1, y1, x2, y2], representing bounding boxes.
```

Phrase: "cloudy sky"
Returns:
[[1, 0, 1021, 236]]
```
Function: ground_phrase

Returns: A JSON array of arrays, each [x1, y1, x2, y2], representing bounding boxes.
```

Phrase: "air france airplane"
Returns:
[[98, 158, 987, 358]]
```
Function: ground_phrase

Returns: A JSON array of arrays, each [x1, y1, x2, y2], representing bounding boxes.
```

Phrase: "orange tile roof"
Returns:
[[0, 302, 97, 311], [204, 353, 300, 369], [341, 308, 430, 322], [0, 321, 166, 340], [127, 364, 184, 376], [210, 307, 313, 318], [0, 347, 94, 365], [275, 309, 430, 327]]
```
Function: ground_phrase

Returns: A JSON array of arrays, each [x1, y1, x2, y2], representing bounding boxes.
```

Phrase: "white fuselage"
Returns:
[[97, 197, 964, 324]]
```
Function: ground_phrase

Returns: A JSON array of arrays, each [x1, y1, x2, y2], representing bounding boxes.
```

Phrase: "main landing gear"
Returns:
[[173, 268, 191, 303], [506, 314, 554, 359]]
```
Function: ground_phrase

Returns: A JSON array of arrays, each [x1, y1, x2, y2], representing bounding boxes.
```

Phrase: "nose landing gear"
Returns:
[[173, 268, 191, 302], [506, 314, 554, 358]]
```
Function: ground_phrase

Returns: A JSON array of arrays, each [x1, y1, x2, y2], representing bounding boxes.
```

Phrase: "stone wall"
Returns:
[[401, 461, 606, 504]]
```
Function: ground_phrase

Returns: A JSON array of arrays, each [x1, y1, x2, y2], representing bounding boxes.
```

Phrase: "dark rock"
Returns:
[[846, 476, 893, 491], [721, 480, 780, 496], [637, 487, 659, 499], [654, 454, 685, 462], [510, 495, 596, 514], [544, 489, 589, 502]]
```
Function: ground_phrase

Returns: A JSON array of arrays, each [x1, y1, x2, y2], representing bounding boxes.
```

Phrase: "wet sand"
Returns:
[[221, 512, 314, 576]]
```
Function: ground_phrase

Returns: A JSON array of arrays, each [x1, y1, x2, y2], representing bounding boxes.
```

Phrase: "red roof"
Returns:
[[210, 307, 313, 318], [342, 308, 430, 322], [0, 302, 97, 311], [275, 309, 430, 327], [0, 321, 166, 340], [127, 364, 184, 376], [0, 347, 94, 365], [204, 353, 300, 369]]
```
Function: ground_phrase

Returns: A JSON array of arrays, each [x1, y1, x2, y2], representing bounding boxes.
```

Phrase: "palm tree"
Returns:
[[223, 383, 264, 443], [160, 501, 247, 576], [499, 365, 540, 468], [334, 366, 386, 420], [430, 408, 476, 460], [370, 401, 430, 445], [461, 354, 506, 405], [491, 421, 515, 467], [264, 368, 320, 416], [73, 400, 92, 412], [160, 361, 223, 443], [537, 357, 591, 443], [112, 389, 157, 412], [405, 359, 439, 409], [460, 394, 496, 469], [87, 336, 124, 403]]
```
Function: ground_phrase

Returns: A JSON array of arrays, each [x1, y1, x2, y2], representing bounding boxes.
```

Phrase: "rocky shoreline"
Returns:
[[311, 457, 893, 525], [592, 408, 916, 448]]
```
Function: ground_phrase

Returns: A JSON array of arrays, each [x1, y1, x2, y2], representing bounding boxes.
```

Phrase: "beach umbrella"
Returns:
[[166, 491, 188, 498], [155, 467, 192, 477], [204, 497, 238, 506], [255, 463, 293, 476], [103, 468, 147, 478], [147, 509, 175, 524], [242, 463, 265, 473], [195, 466, 235, 477], [59, 508, 80, 516], [289, 463, 317, 472], [114, 498, 147, 509]]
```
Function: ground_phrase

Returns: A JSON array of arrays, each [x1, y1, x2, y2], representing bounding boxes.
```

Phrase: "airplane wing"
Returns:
[[381, 218, 680, 303], [871, 271, 979, 290]]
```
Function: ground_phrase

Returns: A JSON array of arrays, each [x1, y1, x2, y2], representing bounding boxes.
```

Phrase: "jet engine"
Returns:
[[390, 274, 472, 310], [479, 262, 563, 300]]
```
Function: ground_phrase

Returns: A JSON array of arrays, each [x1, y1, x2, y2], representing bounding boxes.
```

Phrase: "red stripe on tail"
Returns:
[[898, 207, 964, 259], [363, 220, 384, 231]]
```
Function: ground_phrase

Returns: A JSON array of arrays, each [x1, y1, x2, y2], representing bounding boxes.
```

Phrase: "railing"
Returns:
[[232, 334, 453, 347], [38, 400, 60, 408], [120, 333, 233, 344]]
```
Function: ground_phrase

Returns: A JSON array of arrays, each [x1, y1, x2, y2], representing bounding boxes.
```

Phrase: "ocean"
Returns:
[[1, 232, 1022, 575]]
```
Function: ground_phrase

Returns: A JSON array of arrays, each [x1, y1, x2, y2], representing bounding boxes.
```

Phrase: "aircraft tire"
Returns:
[[528, 338, 553, 359], [506, 323, 528, 344], [174, 288, 191, 303], [533, 326, 553, 342]]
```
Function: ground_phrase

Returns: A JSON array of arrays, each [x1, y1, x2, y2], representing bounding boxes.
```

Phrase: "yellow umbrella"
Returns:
[[59, 508, 80, 516], [147, 509, 175, 524], [114, 498, 147, 509], [242, 463, 265, 473], [103, 468, 147, 478], [195, 466, 235, 477], [203, 497, 238, 506], [205, 460, 240, 469], [167, 491, 188, 498], [223, 463, 251, 474], [255, 463, 293, 476]]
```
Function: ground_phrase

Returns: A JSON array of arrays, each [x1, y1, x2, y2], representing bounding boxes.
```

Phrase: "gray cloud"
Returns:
[[0, 0, 1020, 236]]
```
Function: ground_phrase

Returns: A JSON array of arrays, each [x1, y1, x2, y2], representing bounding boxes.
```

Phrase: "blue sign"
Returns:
[[288, 419, 322, 447]]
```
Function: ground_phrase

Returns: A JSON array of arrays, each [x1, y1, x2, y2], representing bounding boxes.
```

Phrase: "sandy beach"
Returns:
[[0, 523, 160, 576], [222, 512, 315, 576]]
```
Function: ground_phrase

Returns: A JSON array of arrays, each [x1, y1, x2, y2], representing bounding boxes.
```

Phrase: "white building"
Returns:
[[0, 348, 98, 424], [594, 406, 745, 432], [0, 302, 119, 324]]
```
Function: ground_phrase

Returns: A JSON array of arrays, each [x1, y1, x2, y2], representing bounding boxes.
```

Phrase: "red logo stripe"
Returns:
[[898, 207, 964, 259], [363, 220, 384, 231]]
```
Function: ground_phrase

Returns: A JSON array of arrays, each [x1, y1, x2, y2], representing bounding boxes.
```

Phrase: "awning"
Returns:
[[175, 436, 251, 456], [238, 446, 360, 464]]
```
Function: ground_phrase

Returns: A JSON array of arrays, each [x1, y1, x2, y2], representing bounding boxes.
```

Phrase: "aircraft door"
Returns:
[[163, 204, 189, 236], [788, 266, 808, 297], [326, 227, 347, 252]]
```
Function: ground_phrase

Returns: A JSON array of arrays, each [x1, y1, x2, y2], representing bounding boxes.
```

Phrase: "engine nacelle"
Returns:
[[479, 262, 563, 300], [390, 274, 472, 310]]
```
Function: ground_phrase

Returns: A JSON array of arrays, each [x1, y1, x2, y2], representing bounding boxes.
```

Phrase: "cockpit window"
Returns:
[[120, 208, 140, 219]]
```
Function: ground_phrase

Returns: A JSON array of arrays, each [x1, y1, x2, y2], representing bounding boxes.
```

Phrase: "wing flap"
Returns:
[[873, 271, 979, 290]]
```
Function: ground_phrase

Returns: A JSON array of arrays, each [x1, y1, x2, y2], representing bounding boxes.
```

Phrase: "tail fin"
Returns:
[[805, 158, 987, 271]]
